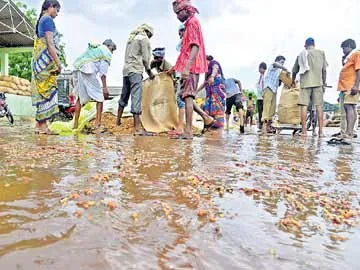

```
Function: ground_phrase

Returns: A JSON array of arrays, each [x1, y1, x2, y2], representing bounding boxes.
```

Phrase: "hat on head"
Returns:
[[172, 0, 199, 15], [152, 47, 165, 58], [305, 37, 315, 47]]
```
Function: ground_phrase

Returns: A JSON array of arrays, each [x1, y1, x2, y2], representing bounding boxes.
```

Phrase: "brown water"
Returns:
[[0, 121, 359, 270]]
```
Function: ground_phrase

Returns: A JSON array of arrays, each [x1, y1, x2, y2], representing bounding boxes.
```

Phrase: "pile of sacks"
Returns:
[[0, 75, 31, 96]]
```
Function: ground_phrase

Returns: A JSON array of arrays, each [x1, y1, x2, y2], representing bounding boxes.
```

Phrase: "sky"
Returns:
[[23, 0, 360, 103]]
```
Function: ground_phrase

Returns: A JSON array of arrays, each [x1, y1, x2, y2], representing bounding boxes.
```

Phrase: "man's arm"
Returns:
[[273, 62, 289, 72], [322, 52, 328, 86], [101, 75, 109, 99], [141, 38, 155, 79], [292, 57, 300, 84], [351, 69, 360, 95], [99, 61, 110, 99], [234, 79, 243, 92], [322, 69, 327, 86], [182, 44, 199, 78]]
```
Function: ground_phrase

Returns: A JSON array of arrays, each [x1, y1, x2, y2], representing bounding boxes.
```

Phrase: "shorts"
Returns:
[[225, 93, 243, 114], [298, 87, 323, 106], [119, 73, 143, 115], [343, 91, 360, 105], [73, 71, 104, 105], [180, 73, 199, 100], [246, 110, 254, 119]]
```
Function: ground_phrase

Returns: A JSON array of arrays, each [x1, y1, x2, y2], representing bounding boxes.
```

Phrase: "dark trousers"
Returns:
[[257, 99, 264, 128]]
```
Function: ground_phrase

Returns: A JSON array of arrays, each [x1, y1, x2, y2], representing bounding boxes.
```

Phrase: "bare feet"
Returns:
[[116, 117, 121, 126]]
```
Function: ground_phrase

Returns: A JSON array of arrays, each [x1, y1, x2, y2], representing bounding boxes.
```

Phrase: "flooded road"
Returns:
[[0, 121, 359, 270]]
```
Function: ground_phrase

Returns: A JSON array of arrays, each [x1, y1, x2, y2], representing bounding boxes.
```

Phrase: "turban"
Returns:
[[172, 0, 199, 15], [152, 47, 165, 58], [128, 23, 154, 42]]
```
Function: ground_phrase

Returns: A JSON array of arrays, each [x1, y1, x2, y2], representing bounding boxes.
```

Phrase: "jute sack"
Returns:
[[19, 78, 30, 87], [279, 71, 293, 88], [278, 86, 301, 125], [141, 73, 178, 133], [0, 80, 17, 90]]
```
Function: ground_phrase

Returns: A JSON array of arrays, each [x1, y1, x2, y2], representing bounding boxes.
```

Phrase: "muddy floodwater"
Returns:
[[0, 121, 359, 270]]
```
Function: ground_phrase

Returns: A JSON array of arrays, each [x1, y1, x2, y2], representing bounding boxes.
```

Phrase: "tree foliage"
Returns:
[[8, 1, 67, 81]]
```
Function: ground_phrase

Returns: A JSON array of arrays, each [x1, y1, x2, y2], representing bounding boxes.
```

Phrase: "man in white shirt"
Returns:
[[72, 39, 117, 132], [256, 62, 267, 130]]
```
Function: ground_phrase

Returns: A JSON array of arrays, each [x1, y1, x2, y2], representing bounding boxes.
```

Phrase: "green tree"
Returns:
[[8, 1, 67, 81]]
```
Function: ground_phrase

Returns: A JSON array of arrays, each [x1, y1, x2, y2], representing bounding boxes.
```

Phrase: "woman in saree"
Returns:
[[197, 55, 226, 129], [31, 0, 62, 134]]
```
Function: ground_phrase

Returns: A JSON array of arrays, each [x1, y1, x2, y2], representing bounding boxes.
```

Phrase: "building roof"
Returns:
[[0, 0, 34, 48]]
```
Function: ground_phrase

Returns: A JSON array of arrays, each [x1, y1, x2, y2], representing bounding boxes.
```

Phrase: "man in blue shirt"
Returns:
[[262, 56, 289, 134], [224, 78, 244, 132]]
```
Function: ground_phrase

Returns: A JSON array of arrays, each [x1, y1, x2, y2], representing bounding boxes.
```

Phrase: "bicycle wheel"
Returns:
[[6, 111, 14, 125]]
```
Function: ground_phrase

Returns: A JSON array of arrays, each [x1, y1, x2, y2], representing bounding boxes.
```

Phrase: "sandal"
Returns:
[[168, 129, 183, 136], [134, 131, 155, 137], [327, 138, 351, 145], [170, 134, 193, 140], [202, 119, 217, 134]]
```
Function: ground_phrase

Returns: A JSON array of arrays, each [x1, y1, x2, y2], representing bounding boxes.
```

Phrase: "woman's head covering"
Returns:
[[128, 23, 154, 42], [172, 0, 199, 15], [152, 47, 165, 58]]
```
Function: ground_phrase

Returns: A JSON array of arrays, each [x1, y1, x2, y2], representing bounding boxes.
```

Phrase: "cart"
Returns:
[[272, 120, 302, 135]]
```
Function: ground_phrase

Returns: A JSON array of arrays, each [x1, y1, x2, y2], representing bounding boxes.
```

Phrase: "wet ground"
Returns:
[[0, 120, 359, 270]]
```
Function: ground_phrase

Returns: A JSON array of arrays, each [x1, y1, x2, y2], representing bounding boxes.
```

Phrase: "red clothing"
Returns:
[[174, 16, 207, 74]]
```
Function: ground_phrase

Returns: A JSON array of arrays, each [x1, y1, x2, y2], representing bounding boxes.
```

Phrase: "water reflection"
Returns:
[[0, 123, 359, 269]]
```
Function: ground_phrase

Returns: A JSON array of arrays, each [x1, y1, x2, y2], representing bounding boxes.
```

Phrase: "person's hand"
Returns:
[[181, 66, 190, 81], [51, 64, 61, 75], [350, 86, 358, 96], [148, 71, 155, 80], [103, 87, 110, 99], [166, 67, 175, 75], [208, 76, 215, 86]]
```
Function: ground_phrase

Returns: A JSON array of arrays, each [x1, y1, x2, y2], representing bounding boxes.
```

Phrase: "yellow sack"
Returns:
[[20, 78, 31, 87], [278, 86, 301, 125], [10, 76, 21, 85], [141, 73, 178, 133], [0, 81, 17, 90], [279, 71, 292, 88]]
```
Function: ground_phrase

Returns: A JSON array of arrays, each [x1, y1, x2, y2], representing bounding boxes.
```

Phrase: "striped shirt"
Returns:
[[264, 65, 282, 93]]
